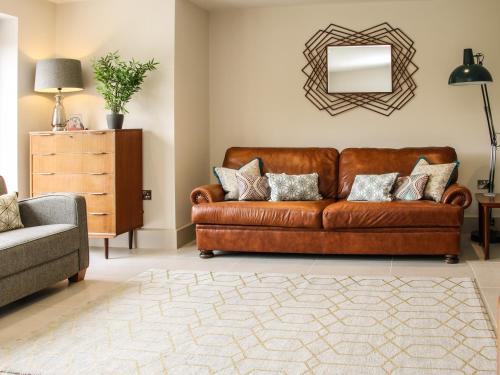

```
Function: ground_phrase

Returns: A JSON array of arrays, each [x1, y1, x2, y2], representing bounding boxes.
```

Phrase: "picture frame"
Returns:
[[67, 114, 85, 131]]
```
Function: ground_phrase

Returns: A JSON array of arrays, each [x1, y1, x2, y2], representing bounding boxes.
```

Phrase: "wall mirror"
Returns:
[[327, 45, 393, 93]]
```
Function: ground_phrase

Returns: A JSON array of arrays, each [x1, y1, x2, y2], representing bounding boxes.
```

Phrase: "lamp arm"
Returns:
[[480, 84, 497, 195], [481, 84, 496, 146]]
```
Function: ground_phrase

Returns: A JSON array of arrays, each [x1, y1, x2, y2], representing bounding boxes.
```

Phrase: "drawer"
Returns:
[[31, 132, 114, 154], [32, 174, 114, 195], [32, 153, 114, 174], [87, 212, 115, 235], [83, 193, 115, 213]]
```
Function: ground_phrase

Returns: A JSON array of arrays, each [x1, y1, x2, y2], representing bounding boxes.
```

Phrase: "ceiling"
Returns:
[[189, 0, 421, 10], [49, 0, 424, 10]]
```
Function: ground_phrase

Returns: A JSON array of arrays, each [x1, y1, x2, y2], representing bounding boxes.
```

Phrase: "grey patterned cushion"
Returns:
[[266, 173, 322, 201], [214, 158, 262, 200], [0, 193, 24, 233], [236, 172, 270, 201], [347, 173, 399, 202], [393, 174, 429, 201], [411, 158, 458, 202]]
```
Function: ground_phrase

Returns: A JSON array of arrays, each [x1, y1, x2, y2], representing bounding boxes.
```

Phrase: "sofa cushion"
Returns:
[[192, 200, 335, 229], [222, 147, 339, 199], [338, 147, 458, 199], [0, 224, 79, 279], [323, 200, 463, 229]]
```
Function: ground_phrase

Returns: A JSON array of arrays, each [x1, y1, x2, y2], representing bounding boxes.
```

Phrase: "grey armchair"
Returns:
[[0, 176, 89, 308]]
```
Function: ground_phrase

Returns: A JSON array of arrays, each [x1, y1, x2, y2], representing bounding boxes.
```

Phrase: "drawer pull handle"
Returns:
[[37, 133, 54, 137], [89, 192, 107, 196], [87, 152, 107, 155], [89, 212, 108, 216], [39, 153, 55, 156], [37, 172, 55, 175], [89, 172, 107, 175], [91, 132, 106, 135]]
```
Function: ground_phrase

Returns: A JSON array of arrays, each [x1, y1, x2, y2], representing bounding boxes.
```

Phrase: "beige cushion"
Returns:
[[214, 158, 262, 200], [411, 159, 457, 202], [0, 193, 24, 233]]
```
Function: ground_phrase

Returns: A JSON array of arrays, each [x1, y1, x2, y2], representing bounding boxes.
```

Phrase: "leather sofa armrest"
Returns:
[[191, 184, 225, 205], [440, 183, 472, 209]]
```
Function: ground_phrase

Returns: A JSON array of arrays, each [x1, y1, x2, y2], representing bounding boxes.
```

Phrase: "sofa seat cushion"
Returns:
[[0, 224, 79, 279], [323, 200, 463, 230], [192, 200, 335, 229]]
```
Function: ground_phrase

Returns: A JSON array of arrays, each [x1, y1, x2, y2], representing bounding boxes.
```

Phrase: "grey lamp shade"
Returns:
[[34, 58, 84, 93]]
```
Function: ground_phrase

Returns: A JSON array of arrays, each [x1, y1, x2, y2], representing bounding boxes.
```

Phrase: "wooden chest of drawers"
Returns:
[[30, 129, 143, 258]]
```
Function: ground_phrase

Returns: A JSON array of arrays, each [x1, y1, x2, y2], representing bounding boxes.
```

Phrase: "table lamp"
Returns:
[[34, 58, 83, 131]]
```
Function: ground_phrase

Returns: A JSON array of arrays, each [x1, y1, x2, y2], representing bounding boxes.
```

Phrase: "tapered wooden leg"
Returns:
[[104, 238, 109, 259], [199, 250, 214, 259], [483, 206, 491, 260], [128, 230, 133, 250], [445, 255, 459, 264], [69, 269, 86, 283]]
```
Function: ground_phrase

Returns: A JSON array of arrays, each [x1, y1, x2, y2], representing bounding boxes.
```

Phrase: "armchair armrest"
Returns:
[[190, 184, 225, 205], [18, 193, 89, 270], [440, 183, 472, 209]]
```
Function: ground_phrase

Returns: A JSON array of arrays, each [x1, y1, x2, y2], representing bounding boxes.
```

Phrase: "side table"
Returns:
[[476, 193, 500, 260]]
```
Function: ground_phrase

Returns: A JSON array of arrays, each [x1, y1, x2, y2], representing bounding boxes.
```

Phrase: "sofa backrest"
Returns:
[[0, 176, 6, 195], [223, 147, 339, 199], [338, 147, 458, 199]]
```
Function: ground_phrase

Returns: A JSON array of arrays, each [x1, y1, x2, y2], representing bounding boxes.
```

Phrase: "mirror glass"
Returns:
[[327, 45, 393, 93]]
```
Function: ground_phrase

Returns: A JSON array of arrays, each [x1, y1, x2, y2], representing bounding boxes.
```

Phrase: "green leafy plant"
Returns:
[[92, 51, 158, 114]]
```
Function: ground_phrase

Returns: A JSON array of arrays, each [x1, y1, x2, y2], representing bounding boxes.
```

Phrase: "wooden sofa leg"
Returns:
[[199, 250, 214, 259], [69, 269, 87, 283], [445, 255, 459, 264]]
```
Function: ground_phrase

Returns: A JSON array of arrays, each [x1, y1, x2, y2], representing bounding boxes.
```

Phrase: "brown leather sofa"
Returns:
[[191, 147, 472, 263]]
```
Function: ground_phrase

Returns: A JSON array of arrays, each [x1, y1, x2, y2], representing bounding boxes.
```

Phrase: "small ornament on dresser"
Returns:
[[66, 114, 85, 131]]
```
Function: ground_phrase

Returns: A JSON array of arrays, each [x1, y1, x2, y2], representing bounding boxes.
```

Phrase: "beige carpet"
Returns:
[[0, 270, 497, 374]]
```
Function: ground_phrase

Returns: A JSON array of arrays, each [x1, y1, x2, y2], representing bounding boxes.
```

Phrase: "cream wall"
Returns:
[[0, 14, 18, 192], [0, 0, 56, 197], [174, 0, 210, 244], [54, 0, 177, 247], [209, 0, 500, 217]]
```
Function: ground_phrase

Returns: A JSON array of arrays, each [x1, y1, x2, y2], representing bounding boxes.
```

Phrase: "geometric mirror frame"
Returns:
[[302, 23, 418, 117]]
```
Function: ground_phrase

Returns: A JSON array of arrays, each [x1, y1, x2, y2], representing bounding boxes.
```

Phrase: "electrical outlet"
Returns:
[[142, 190, 152, 200], [477, 180, 489, 190]]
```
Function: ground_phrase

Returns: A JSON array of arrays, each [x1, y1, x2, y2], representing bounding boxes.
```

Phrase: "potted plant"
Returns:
[[93, 51, 158, 129]]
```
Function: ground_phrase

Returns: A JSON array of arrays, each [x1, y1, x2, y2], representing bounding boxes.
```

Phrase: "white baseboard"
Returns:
[[89, 228, 177, 250], [89, 224, 196, 250]]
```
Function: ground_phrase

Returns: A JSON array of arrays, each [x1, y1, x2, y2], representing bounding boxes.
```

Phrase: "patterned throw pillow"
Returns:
[[347, 173, 399, 202], [236, 172, 270, 201], [393, 174, 429, 201], [0, 193, 24, 233], [266, 173, 322, 201], [411, 158, 458, 202], [214, 158, 262, 200]]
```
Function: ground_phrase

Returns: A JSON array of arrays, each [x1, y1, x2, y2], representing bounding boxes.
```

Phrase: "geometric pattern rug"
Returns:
[[0, 270, 496, 374]]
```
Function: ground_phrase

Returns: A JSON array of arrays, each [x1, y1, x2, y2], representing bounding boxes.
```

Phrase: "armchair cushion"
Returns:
[[0, 224, 79, 279]]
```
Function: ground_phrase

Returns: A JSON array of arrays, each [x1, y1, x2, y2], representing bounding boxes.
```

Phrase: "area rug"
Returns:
[[0, 270, 496, 374]]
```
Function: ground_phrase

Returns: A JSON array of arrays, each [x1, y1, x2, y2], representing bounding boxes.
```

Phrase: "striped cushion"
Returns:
[[393, 174, 429, 201], [236, 172, 270, 201]]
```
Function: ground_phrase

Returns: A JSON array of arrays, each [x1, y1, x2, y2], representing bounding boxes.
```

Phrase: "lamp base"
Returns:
[[52, 124, 66, 132], [471, 229, 500, 243]]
